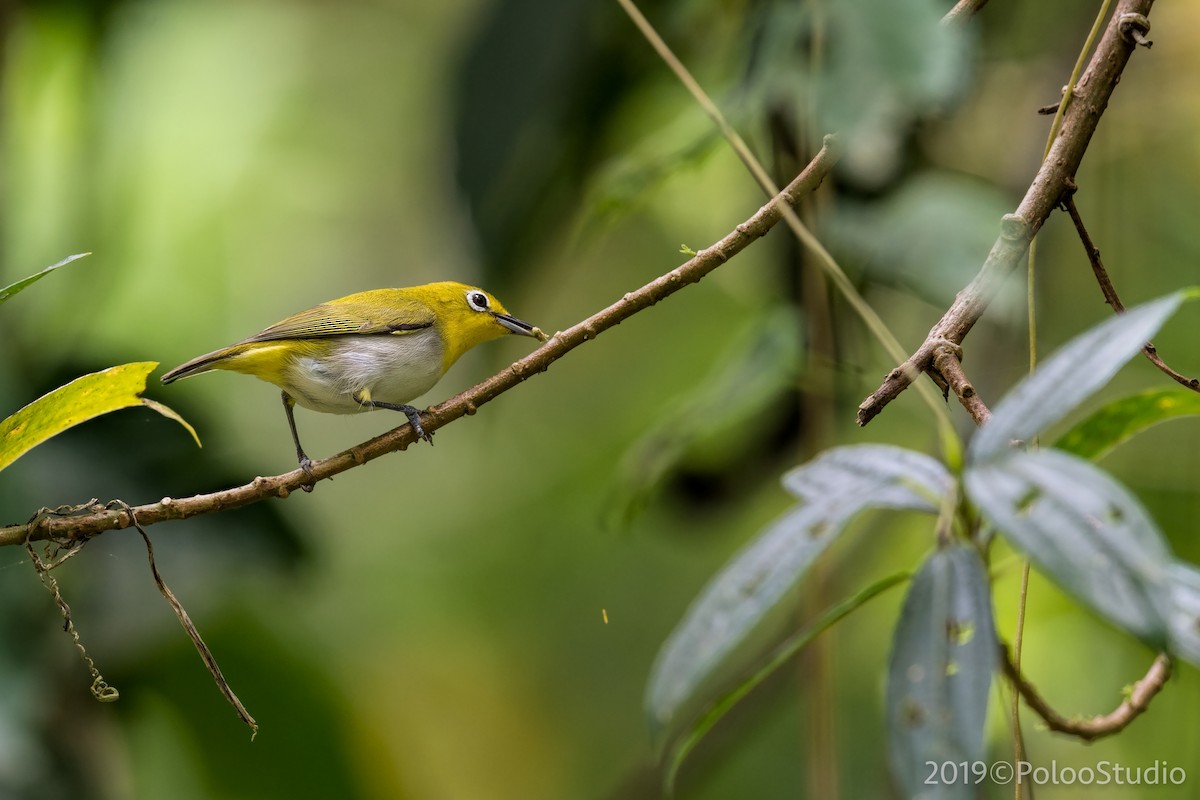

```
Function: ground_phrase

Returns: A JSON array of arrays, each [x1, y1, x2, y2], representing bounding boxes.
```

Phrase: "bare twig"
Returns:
[[942, 0, 991, 26], [930, 340, 992, 426], [118, 501, 258, 737], [0, 139, 842, 548], [1002, 647, 1170, 741], [1059, 184, 1200, 392], [857, 0, 1157, 426]]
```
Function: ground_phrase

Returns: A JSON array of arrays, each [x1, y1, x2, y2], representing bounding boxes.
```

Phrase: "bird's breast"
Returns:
[[282, 330, 445, 413]]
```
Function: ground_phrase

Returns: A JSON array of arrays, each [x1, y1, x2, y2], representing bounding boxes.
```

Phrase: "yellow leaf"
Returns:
[[0, 361, 200, 472]]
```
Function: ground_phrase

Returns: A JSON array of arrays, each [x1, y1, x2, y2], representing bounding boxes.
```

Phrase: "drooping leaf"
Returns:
[[0, 362, 200, 472], [646, 445, 951, 745], [886, 544, 996, 800], [782, 444, 950, 510], [663, 571, 910, 794], [970, 292, 1191, 462], [965, 449, 1172, 644], [0, 252, 90, 306], [1055, 387, 1200, 461]]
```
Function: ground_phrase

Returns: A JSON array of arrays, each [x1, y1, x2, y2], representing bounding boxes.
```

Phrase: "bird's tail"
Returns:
[[160, 346, 238, 384]]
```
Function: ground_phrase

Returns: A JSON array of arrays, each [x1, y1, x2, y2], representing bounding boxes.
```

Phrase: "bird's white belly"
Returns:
[[281, 331, 445, 414]]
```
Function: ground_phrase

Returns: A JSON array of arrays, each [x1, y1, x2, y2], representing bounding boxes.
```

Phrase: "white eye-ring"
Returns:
[[466, 290, 490, 312]]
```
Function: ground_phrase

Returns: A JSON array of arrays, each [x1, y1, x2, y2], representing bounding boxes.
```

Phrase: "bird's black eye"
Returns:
[[466, 291, 490, 312]]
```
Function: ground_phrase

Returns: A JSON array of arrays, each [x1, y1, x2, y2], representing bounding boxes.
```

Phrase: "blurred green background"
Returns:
[[1, 0, 1198, 798]]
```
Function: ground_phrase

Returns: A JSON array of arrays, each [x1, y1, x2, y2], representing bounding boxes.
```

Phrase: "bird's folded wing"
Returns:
[[242, 298, 436, 342]]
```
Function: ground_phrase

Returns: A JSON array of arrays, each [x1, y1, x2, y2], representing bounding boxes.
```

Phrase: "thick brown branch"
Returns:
[[857, 0, 1157, 426], [1060, 186, 1200, 392], [1003, 647, 1171, 741], [0, 138, 842, 548], [941, 0, 991, 26]]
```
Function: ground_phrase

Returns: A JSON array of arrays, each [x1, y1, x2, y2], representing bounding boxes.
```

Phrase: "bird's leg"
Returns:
[[281, 391, 316, 491], [352, 389, 434, 444]]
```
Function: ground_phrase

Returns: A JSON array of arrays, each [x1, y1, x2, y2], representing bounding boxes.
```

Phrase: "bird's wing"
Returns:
[[241, 297, 436, 343]]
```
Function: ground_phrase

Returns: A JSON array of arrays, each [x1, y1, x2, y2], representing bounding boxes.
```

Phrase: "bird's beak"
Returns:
[[493, 312, 548, 342]]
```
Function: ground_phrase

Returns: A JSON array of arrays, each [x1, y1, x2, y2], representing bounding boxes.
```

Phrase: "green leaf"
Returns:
[[887, 544, 995, 800], [1055, 388, 1200, 461], [645, 445, 950, 746], [0, 252, 90, 306], [970, 292, 1189, 462], [965, 449, 1172, 643], [662, 571, 909, 794], [0, 362, 200, 472]]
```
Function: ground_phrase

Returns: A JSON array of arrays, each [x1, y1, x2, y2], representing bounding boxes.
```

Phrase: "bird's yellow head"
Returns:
[[412, 281, 546, 369]]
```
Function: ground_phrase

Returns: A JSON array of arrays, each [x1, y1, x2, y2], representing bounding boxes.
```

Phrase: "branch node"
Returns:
[[1059, 176, 1079, 208], [1118, 13, 1152, 48], [1000, 213, 1030, 241], [931, 340, 991, 425]]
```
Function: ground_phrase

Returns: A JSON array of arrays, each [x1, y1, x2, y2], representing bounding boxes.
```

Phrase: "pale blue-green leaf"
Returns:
[[662, 572, 910, 795], [887, 544, 996, 800], [1164, 562, 1200, 668], [965, 449, 1172, 643], [783, 444, 952, 511], [646, 445, 951, 741], [970, 292, 1187, 462], [0, 253, 90, 306]]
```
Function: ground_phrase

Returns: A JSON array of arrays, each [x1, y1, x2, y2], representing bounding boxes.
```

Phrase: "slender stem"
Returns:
[[1044, 0, 1115, 159], [1009, 563, 1031, 800]]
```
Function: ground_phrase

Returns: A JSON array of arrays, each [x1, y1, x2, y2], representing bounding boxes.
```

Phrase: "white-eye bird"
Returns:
[[161, 281, 545, 476]]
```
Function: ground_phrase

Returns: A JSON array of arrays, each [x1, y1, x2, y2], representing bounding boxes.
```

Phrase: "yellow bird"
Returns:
[[161, 282, 545, 475]]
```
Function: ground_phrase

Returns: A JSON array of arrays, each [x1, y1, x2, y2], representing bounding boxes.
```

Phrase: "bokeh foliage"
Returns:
[[2, 1, 1199, 798]]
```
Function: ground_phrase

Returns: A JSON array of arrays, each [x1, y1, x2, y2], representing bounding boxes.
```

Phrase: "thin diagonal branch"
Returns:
[[857, 0, 1156, 426], [0, 138, 842, 548], [1059, 184, 1200, 392]]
